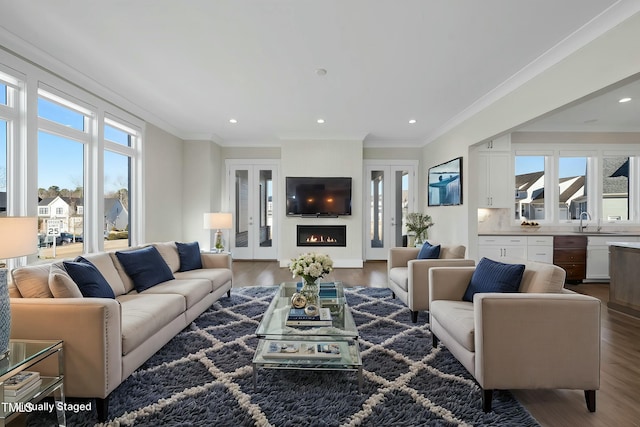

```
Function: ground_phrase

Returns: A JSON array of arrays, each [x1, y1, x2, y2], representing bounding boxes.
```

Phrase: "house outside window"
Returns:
[[515, 155, 545, 221], [513, 141, 638, 225]]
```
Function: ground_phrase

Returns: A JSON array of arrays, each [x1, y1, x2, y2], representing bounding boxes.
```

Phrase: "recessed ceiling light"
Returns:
[[408, 119, 417, 124], [316, 68, 327, 76], [229, 118, 238, 124], [619, 97, 632, 103], [317, 118, 325, 124]]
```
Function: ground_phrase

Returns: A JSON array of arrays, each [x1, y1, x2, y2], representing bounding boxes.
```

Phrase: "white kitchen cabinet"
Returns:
[[478, 236, 527, 261], [476, 135, 510, 152], [586, 236, 640, 280], [527, 235, 553, 263], [476, 136, 511, 208]]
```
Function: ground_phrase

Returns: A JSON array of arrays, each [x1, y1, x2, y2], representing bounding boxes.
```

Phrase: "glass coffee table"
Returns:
[[252, 281, 362, 391]]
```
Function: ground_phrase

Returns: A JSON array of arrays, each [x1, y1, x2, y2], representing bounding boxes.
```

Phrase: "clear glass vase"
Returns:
[[300, 277, 319, 306]]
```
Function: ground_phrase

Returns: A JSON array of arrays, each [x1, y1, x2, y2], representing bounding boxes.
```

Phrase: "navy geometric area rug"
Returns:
[[29, 286, 539, 426]]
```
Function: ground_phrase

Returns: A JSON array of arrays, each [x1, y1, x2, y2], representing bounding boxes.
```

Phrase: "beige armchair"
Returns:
[[428, 259, 601, 412], [387, 245, 474, 322]]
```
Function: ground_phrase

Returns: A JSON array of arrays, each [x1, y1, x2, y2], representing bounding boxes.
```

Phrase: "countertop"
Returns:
[[608, 242, 640, 249], [478, 230, 640, 237]]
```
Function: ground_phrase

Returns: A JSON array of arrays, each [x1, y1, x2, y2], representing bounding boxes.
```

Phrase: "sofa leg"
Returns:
[[227, 289, 231, 297], [585, 390, 596, 412], [432, 333, 438, 348], [410, 310, 418, 323], [482, 389, 493, 412], [391, 292, 396, 299], [96, 397, 109, 422]]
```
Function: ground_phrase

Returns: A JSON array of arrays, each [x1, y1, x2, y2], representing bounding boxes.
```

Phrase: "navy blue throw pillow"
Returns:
[[417, 242, 441, 259], [463, 257, 525, 302], [63, 259, 115, 299], [115, 246, 174, 292], [176, 241, 202, 272]]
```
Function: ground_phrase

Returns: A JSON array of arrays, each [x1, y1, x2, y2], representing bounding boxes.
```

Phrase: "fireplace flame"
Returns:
[[306, 234, 338, 243]]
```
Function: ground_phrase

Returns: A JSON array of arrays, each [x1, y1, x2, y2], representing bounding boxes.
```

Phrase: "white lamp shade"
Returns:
[[0, 217, 38, 259], [203, 212, 233, 230]]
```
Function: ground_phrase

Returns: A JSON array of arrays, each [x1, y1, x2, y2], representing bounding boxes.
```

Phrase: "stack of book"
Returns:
[[318, 282, 338, 302], [3, 371, 42, 402], [318, 282, 342, 314], [263, 341, 342, 359], [286, 307, 333, 326]]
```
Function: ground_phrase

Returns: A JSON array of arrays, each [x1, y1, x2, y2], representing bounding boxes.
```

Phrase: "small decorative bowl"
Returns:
[[520, 225, 541, 232]]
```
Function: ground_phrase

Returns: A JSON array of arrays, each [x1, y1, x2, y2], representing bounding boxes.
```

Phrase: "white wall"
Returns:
[[423, 11, 640, 261], [420, 143, 470, 248], [144, 124, 185, 242], [182, 140, 224, 249], [280, 139, 363, 267]]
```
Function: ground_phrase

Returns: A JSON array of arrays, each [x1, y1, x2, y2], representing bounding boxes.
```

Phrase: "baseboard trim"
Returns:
[[278, 258, 364, 268]]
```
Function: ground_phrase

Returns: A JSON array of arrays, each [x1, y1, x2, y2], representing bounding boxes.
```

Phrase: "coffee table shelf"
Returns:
[[252, 282, 362, 390]]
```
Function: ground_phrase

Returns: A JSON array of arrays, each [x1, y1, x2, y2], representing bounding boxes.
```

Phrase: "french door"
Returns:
[[226, 160, 279, 260], [364, 161, 418, 260]]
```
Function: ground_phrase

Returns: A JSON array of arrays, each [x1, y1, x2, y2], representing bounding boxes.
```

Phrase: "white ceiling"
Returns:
[[0, 0, 638, 146], [518, 76, 640, 133]]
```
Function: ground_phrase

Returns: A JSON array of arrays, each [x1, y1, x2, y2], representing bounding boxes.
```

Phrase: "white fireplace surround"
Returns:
[[279, 139, 364, 269]]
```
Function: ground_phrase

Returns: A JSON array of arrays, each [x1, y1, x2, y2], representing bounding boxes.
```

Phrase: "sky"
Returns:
[[515, 155, 587, 178], [36, 98, 129, 193]]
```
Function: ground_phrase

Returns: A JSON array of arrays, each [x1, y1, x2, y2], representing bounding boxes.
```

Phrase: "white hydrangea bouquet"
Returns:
[[289, 252, 334, 284]]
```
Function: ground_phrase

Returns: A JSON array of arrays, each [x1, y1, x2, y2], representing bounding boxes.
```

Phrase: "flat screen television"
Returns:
[[286, 177, 352, 216]]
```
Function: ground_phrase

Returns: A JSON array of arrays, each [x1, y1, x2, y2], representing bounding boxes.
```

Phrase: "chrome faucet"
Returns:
[[579, 211, 591, 232]]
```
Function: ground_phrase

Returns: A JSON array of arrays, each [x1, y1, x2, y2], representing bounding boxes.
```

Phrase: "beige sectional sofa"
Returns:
[[8, 241, 233, 420], [429, 258, 601, 413]]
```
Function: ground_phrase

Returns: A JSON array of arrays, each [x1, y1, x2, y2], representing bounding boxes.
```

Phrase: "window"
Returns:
[[1, 52, 142, 264], [558, 157, 588, 220], [104, 117, 136, 249], [0, 82, 6, 106], [602, 156, 629, 221], [38, 96, 86, 131], [514, 156, 545, 221], [513, 142, 639, 225], [38, 131, 84, 257], [104, 149, 130, 248], [37, 89, 89, 259], [1, 119, 6, 218], [105, 123, 132, 147], [0, 73, 19, 225]]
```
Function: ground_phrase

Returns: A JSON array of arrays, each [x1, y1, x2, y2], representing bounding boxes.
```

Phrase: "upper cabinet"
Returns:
[[477, 135, 512, 208]]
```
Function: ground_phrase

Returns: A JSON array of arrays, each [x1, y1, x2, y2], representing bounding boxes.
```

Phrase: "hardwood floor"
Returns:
[[233, 261, 640, 427]]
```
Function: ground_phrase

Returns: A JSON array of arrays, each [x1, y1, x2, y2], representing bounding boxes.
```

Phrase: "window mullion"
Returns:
[[38, 117, 90, 144]]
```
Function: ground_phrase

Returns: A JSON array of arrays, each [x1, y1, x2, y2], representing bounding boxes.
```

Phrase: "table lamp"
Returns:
[[203, 212, 232, 252], [0, 216, 37, 359]]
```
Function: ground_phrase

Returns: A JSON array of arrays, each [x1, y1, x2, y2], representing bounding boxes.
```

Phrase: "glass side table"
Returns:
[[0, 339, 65, 427]]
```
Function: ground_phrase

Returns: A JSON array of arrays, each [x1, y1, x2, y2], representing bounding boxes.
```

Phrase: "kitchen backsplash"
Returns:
[[478, 208, 640, 233]]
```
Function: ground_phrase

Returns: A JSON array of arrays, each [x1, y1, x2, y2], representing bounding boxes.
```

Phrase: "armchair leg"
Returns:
[[585, 390, 596, 412], [432, 333, 439, 348], [410, 310, 418, 323], [96, 397, 109, 422], [391, 292, 396, 299], [482, 389, 493, 412], [227, 289, 231, 297]]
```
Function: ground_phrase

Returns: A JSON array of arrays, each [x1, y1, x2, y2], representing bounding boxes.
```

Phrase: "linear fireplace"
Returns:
[[297, 225, 347, 247]]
